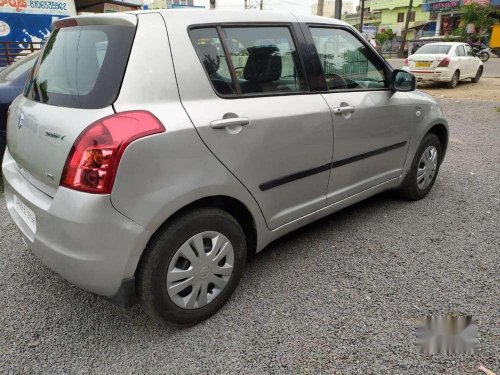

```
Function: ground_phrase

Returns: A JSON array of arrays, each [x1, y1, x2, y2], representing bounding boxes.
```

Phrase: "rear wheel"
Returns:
[[137, 208, 247, 327], [446, 70, 459, 88], [478, 51, 489, 62], [471, 66, 483, 83], [400, 133, 442, 201]]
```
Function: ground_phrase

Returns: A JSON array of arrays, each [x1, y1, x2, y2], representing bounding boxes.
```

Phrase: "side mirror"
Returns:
[[391, 69, 416, 92]]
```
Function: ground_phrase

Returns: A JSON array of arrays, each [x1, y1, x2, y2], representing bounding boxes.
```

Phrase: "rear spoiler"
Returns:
[[52, 13, 137, 31]]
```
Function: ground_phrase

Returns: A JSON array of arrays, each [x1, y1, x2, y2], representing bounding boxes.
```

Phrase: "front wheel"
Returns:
[[478, 51, 489, 62], [137, 208, 247, 327], [400, 133, 442, 201]]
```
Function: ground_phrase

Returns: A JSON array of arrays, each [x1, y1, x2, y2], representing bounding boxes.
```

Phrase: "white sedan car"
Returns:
[[403, 42, 483, 88]]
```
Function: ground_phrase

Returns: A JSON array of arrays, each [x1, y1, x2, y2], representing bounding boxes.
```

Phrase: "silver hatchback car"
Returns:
[[3, 10, 448, 326]]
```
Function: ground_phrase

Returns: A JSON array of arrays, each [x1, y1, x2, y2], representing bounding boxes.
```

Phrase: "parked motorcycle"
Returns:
[[473, 44, 491, 62]]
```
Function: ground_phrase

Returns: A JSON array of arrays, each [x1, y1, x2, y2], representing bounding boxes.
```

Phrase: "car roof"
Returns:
[[423, 42, 466, 46], [127, 9, 348, 26]]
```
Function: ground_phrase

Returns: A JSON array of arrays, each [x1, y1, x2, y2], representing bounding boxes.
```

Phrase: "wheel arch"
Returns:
[[427, 123, 448, 163], [139, 195, 258, 263]]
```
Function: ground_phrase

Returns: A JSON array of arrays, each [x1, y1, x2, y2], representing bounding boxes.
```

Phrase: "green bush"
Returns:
[[375, 29, 394, 44], [460, 3, 495, 37]]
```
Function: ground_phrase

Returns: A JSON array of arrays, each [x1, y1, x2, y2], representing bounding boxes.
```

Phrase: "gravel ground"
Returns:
[[1, 99, 499, 374], [419, 78, 500, 102]]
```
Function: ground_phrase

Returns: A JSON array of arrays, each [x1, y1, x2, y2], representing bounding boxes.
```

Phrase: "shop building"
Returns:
[[370, 0, 430, 35], [422, 0, 463, 36]]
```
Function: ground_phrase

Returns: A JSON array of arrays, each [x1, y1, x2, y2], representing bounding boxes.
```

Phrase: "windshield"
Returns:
[[0, 53, 38, 82], [414, 44, 451, 55], [24, 24, 135, 109]]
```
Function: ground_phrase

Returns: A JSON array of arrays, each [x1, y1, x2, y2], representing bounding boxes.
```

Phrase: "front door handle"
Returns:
[[210, 117, 250, 129], [333, 106, 355, 115]]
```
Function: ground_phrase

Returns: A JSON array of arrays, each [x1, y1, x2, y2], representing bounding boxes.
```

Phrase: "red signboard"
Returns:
[[463, 0, 490, 5]]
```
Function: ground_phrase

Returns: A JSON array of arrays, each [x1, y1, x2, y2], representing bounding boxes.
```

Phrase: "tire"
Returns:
[[400, 133, 442, 201], [471, 66, 483, 83], [446, 70, 459, 89], [137, 208, 247, 327], [478, 51, 489, 62]]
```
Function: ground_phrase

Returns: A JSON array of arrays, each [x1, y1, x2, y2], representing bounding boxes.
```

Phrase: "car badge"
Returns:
[[18, 113, 24, 129]]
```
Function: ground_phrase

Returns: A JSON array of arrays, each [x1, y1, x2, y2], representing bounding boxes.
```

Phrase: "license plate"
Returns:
[[14, 194, 36, 233], [416, 61, 431, 68]]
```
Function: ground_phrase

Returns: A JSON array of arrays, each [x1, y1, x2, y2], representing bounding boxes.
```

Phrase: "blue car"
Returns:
[[0, 53, 39, 162]]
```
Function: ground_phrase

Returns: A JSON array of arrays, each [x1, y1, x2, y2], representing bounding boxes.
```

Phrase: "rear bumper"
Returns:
[[403, 67, 453, 82], [2, 149, 151, 299]]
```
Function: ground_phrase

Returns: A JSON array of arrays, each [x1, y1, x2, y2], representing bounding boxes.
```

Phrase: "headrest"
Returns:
[[197, 43, 220, 75], [243, 46, 282, 83]]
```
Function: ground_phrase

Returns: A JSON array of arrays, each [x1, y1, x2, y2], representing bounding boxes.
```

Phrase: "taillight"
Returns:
[[403, 58, 408, 66], [437, 57, 451, 67], [61, 111, 165, 194]]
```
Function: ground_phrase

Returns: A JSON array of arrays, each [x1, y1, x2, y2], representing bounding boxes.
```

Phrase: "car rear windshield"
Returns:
[[414, 44, 451, 55], [24, 24, 135, 109]]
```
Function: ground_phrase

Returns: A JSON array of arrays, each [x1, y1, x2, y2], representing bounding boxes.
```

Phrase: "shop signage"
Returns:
[[422, 0, 462, 12], [0, 0, 75, 65], [463, 0, 490, 5]]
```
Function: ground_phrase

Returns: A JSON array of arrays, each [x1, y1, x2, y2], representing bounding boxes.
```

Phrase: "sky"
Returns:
[[192, 0, 359, 15]]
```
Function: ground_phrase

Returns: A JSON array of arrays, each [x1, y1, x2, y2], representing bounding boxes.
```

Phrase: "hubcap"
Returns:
[[166, 231, 234, 309], [416, 145, 438, 190]]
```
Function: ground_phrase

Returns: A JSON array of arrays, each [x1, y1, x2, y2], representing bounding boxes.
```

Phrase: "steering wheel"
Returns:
[[326, 73, 348, 90]]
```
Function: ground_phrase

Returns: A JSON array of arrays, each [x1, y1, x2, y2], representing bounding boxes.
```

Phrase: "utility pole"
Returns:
[[399, 0, 413, 57], [317, 0, 324, 16], [334, 0, 342, 19], [358, 0, 365, 32]]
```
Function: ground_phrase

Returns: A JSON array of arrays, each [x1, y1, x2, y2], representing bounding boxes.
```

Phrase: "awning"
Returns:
[[408, 21, 436, 30], [75, 0, 143, 10]]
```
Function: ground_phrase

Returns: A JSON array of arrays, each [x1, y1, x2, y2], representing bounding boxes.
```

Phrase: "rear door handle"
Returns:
[[332, 106, 355, 115], [210, 117, 250, 129]]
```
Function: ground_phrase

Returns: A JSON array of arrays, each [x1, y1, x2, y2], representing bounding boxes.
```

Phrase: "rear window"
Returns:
[[414, 44, 451, 55], [24, 24, 135, 109]]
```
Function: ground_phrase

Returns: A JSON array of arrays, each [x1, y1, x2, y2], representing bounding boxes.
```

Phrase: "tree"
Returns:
[[460, 3, 495, 37], [398, 0, 414, 58], [375, 29, 394, 44]]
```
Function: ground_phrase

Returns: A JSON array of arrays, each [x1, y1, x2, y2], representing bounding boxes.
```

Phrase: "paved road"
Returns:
[[387, 55, 500, 77], [1, 100, 499, 374]]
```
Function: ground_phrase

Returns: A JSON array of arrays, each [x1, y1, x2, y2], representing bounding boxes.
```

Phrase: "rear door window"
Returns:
[[223, 27, 308, 95], [189, 27, 236, 96], [189, 26, 308, 96], [465, 45, 474, 57], [24, 24, 135, 109]]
